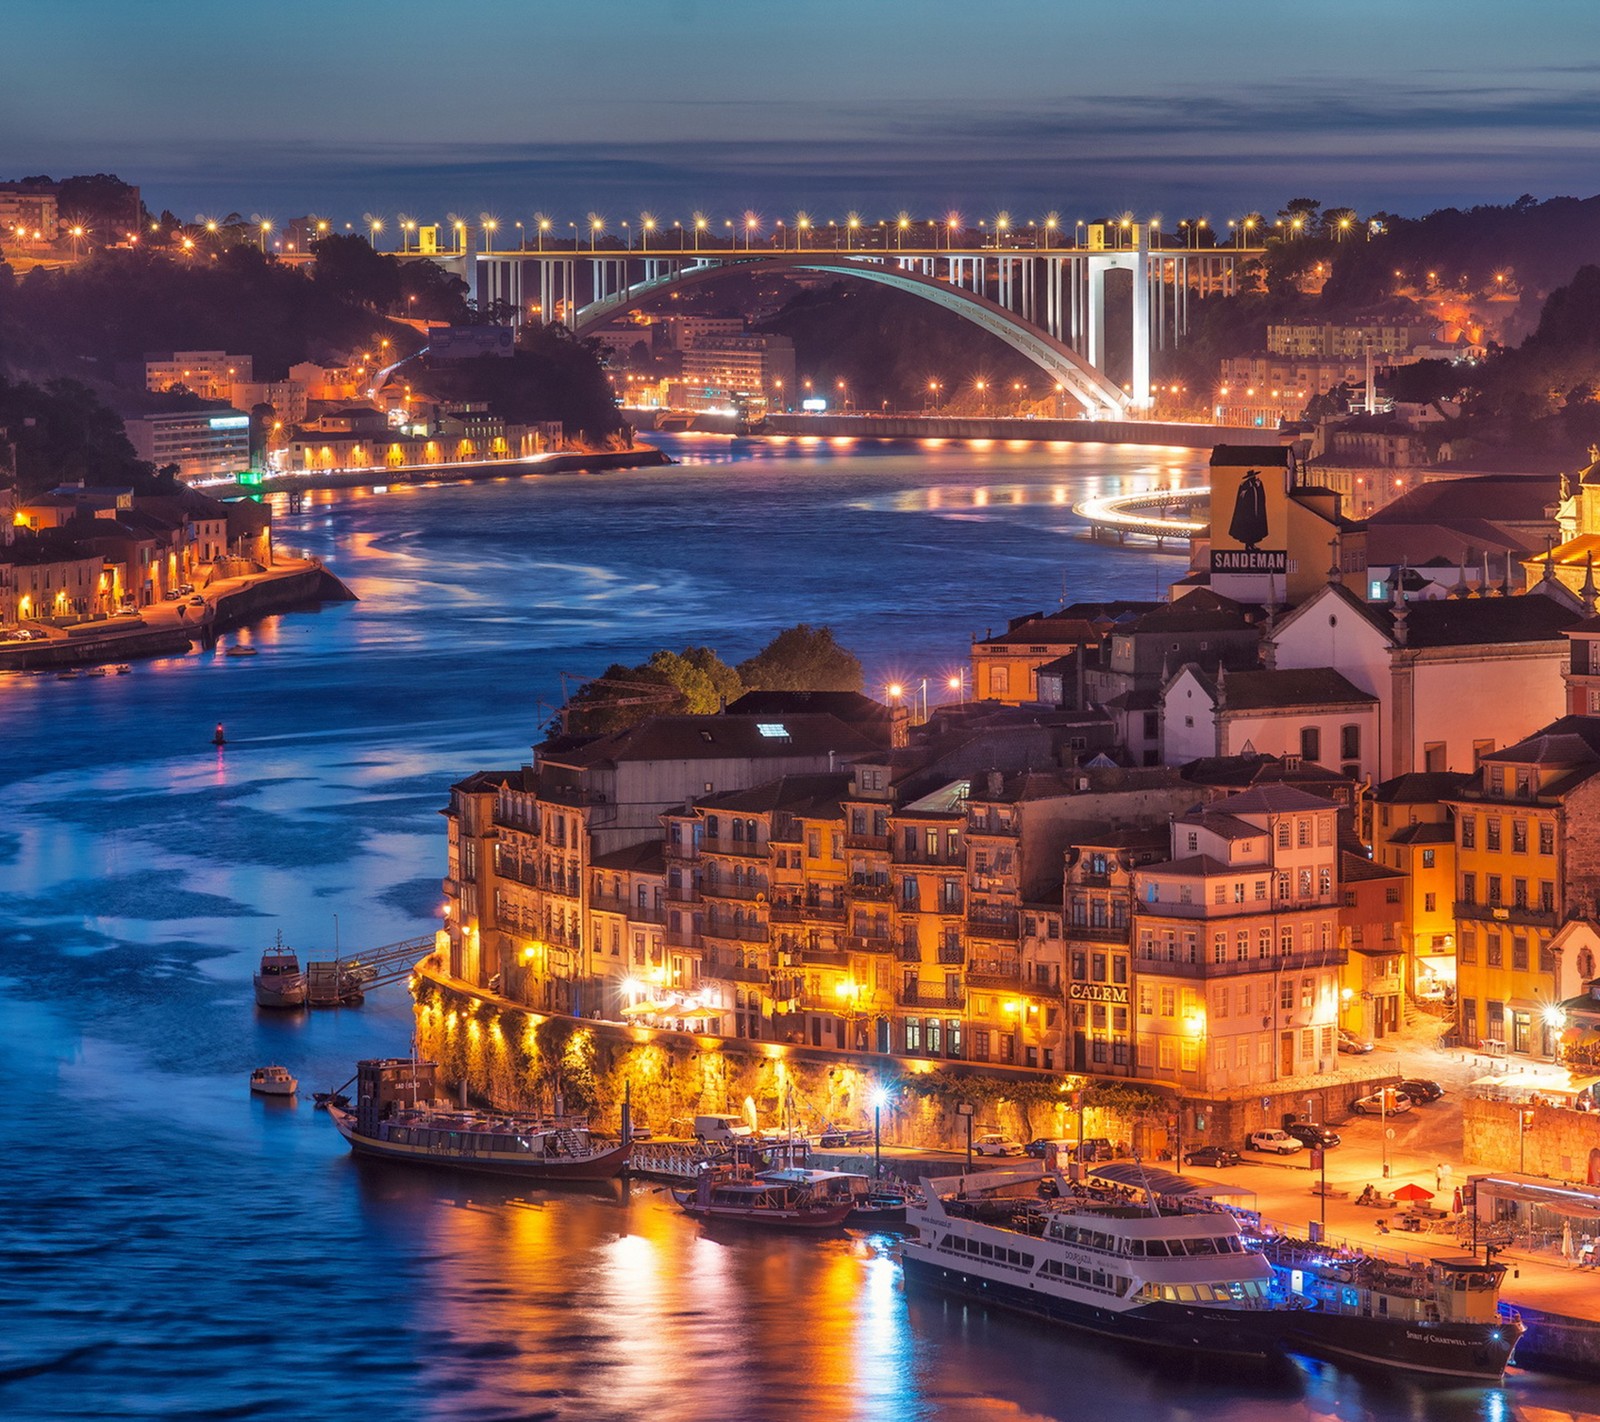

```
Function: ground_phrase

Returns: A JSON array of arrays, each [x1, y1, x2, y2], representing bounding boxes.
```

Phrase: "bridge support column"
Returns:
[[1086, 261, 1105, 370], [1131, 227, 1151, 408]]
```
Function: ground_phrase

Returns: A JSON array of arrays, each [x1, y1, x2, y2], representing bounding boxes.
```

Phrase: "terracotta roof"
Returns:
[[547, 713, 878, 768], [1340, 851, 1406, 883], [1212, 784, 1341, 815], [1372, 771, 1472, 803], [590, 839, 666, 873], [695, 772, 854, 816], [1388, 822, 1454, 846]]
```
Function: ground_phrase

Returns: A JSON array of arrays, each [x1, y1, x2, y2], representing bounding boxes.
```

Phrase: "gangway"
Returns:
[[303, 932, 436, 1005]]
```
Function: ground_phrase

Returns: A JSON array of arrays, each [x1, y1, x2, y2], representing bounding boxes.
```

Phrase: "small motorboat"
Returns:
[[114, 664, 131, 675], [673, 1164, 853, 1229], [226, 646, 259, 658], [254, 933, 307, 1008], [250, 1064, 298, 1096]]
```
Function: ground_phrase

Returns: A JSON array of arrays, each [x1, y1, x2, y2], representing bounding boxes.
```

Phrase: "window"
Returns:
[[1487, 933, 1503, 968], [1300, 727, 1321, 762], [1460, 928, 1477, 964], [1461, 816, 1476, 850], [1187, 831, 1198, 852], [1254, 879, 1267, 901], [1138, 984, 1155, 1015], [1487, 818, 1502, 853], [1159, 1040, 1175, 1070], [1160, 987, 1176, 1017], [1233, 882, 1245, 903], [1514, 878, 1528, 909], [1424, 892, 1436, 913], [1340, 724, 1361, 760], [1513, 821, 1528, 854], [1297, 818, 1312, 848], [1513, 937, 1529, 972], [1539, 821, 1555, 855], [1487, 875, 1502, 906], [1422, 848, 1435, 869], [1318, 867, 1331, 895], [1280, 980, 1294, 1011], [1212, 932, 1226, 964], [1541, 881, 1555, 912]]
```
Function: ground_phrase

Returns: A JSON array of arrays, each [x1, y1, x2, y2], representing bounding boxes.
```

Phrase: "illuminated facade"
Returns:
[[144, 351, 254, 400], [124, 409, 252, 481], [1371, 771, 1466, 999]]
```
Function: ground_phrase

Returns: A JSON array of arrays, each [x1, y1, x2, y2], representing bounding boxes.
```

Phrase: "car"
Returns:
[[1246, 1129, 1304, 1155], [1184, 1145, 1243, 1168], [178, 584, 194, 595], [1072, 1137, 1116, 1162], [162, 590, 181, 601], [1025, 1137, 1076, 1159], [1284, 1122, 1342, 1150], [973, 1132, 1025, 1157], [1399, 1078, 1445, 1103], [1338, 1028, 1375, 1054], [188, 595, 205, 606], [1351, 1089, 1413, 1116]]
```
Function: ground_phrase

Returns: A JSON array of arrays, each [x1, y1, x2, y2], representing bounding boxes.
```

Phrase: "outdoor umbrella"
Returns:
[[1392, 1183, 1435, 1203], [1452, 1186, 1464, 1214]]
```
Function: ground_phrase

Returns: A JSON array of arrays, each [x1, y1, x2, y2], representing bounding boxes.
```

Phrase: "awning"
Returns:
[[1471, 1174, 1600, 1220], [1087, 1162, 1194, 1196]]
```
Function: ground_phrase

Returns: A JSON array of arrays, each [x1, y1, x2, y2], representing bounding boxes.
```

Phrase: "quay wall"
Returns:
[[243, 446, 671, 497], [1503, 1304, 1600, 1380], [210, 562, 356, 631], [412, 967, 1150, 1151], [761, 414, 1265, 448], [1464, 1097, 1600, 1182]]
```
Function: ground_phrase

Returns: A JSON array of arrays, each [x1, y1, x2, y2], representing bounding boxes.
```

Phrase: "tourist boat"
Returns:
[[673, 1164, 855, 1229], [226, 646, 258, 658], [326, 1058, 631, 1181], [253, 934, 307, 1008], [903, 1164, 1282, 1363], [903, 1162, 1521, 1381], [1249, 1232, 1522, 1380], [249, 1064, 298, 1096]]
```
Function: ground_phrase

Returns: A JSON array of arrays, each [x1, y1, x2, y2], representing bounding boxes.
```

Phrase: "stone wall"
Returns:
[[413, 971, 1158, 1153], [1464, 1096, 1600, 1183]]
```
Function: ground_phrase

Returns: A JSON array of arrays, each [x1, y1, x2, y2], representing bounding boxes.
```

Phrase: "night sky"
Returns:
[[7, 0, 1600, 225]]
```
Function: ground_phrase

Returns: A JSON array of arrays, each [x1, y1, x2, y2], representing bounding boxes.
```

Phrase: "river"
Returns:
[[0, 433, 1589, 1421]]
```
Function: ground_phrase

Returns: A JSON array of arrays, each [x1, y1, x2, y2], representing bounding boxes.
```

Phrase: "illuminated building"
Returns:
[[144, 351, 254, 400], [1371, 771, 1467, 1001], [124, 409, 252, 482]]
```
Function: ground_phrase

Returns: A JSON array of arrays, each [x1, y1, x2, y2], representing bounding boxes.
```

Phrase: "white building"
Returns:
[[124, 410, 252, 482], [1268, 580, 1584, 777], [1161, 665, 1380, 783], [144, 351, 254, 401]]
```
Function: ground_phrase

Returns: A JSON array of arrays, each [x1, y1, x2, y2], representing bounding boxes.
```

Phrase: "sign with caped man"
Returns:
[[1209, 445, 1290, 575]]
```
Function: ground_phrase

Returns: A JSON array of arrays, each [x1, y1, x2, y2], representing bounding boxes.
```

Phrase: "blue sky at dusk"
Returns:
[[6, 0, 1600, 226]]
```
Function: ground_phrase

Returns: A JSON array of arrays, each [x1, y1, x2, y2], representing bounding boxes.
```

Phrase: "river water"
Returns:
[[0, 434, 1590, 1421]]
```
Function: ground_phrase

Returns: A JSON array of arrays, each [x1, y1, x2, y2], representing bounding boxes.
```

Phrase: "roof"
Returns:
[[1340, 851, 1406, 883], [1388, 822, 1454, 846], [1218, 667, 1376, 711], [1480, 717, 1600, 769], [589, 839, 666, 874], [1372, 771, 1472, 803], [1177, 810, 1263, 841], [1179, 754, 1351, 791], [1145, 852, 1235, 877], [981, 615, 1103, 647], [1368, 475, 1559, 526], [1278, 579, 1583, 649], [695, 771, 854, 817], [1212, 784, 1340, 815], [1211, 445, 1290, 467], [544, 713, 878, 769]]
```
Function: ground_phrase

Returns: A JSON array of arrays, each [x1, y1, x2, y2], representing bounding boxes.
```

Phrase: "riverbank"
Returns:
[[630, 410, 1261, 447], [230, 444, 672, 498], [0, 557, 355, 671]]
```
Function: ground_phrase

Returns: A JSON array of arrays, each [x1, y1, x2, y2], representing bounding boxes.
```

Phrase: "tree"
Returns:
[[1277, 197, 1322, 236], [56, 173, 143, 246], [737, 624, 863, 692]]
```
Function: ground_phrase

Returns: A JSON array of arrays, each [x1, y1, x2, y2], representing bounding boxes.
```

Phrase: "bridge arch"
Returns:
[[570, 255, 1130, 417]]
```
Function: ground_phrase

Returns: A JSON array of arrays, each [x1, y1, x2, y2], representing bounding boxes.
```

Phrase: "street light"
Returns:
[[796, 211, 811, 250], [693, 211, 707, 251], [640, 213, 656, 252], [846, 212, 861, 250], [871, 1085, 890, 1177], [1520, 1107, 1535, 1174], [589, 214, 605, 251], [948, 670, 965, 704]]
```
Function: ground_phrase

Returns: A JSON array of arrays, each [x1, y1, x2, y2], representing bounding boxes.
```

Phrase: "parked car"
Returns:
[[1284, 1122, 1342, 1150], [1246, 1129, 1304, 1155], [188, 595, 205, 606], [162, 590, 181, 601], [1351, 1089, 1413, 1116], [178, 583, 194, 595], [1338, 1028, 1375, 1054], [1072, 1137, 1116, 1162], [1184, 1145, 1243, 1168], [1399, 1078, 1445, 1103], [1025, 1137, 1076, 1159], [973, 1132, 1025, 1157]]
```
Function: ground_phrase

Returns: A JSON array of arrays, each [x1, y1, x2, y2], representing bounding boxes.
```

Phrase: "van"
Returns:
[[693, 1113, 754, 1145]]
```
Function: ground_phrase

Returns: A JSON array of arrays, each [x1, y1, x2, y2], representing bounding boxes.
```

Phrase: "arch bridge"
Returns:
[[468, 230, 1255, 414]]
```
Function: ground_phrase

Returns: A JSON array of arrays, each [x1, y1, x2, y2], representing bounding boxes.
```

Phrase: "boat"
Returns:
[[903, 1163, 1282, 1363], [225, 646, 258, 658], [903, 1161, 1522, 1382], [756, 1167, 917, 1227], [249, 1064, 298, 1096], [114, 664, 130, 675], [672, 1163, 855, 1229], [326, 1058, 631, 1181], [1249, 1232, 1522, 1381], [253, 933, 307, 1008]]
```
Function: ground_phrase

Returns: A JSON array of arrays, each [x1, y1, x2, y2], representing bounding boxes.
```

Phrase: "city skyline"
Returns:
[[8, 1, 1600, 221]]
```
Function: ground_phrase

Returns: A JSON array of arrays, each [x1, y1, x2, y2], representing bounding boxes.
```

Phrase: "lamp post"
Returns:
[[1520, 1107, 1534, 1173], [872, 1085, 889, 1177], [948, 670, 965, 704]]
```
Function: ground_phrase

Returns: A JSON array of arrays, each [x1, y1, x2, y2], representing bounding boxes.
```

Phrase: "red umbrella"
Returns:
[[1392, 1182, 1435, 1202], [1452, 1186, 1464, 1214]]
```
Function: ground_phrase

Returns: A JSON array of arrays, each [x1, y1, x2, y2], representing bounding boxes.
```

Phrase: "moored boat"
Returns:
[[253, 934, 307, 1008], [1249, 1233, 1522, 1380], [249, 1064, 298, 1096], [757, 1167, 916, 1227], [326, 1058, 631, 1181], [673, 1164, 854, 1229]]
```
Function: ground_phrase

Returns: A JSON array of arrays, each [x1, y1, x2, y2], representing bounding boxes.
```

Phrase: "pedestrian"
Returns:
[[1435, 1164, 1443, 1193]]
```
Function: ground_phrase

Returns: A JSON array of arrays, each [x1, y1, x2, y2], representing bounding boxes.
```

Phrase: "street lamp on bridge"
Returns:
[[693, 212, 707, 251], [589, 214, 605, 251], [846, 212, 861, 250]]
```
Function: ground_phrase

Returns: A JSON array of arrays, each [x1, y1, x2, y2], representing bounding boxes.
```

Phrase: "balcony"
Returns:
[[1067, 920, 1131, 944], [589, 893, 666, 925], [936, 944, 965, 965], [700, 837, 765, 860], [804, 901, 848, 924], [892, 848, 964, 868], [665, 926, 700, 949], [700, 879, 767, 902], [967, 907, 1020, 938], [768, 900, 804, 923], [899, 983, 966, 1009], [666, 883, 699, 904], [1135, 947, 1345, 980], [966, 961, 1024, 990], [848, 875, 893, 901], [846, 932, 893, 954], [702, 953, 769, 986], [844, 832, 890, 851], [1454, 900, 1557, 929], [700, 920, 769, 945], [800, 948, 852, 969]]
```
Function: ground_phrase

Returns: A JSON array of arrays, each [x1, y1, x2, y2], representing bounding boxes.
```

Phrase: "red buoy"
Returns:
[[213, 723, 226, 746]]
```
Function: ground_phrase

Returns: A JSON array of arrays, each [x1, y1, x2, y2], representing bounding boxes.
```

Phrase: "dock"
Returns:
[[303, 933, 434, 1006]]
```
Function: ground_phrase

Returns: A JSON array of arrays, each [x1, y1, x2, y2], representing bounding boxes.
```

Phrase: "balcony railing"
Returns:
[[700, 879, 767, 902], [700, 920, 769, 944], [1135, 947, 1345, 979], [800, 948, 852, 969], [665, 926, 700, 949], [846, 932, 893, 954], [967, 907, 1020, 937], [1454, 900, 1557, 929], [844, 832, 890, 851], [702, 954, 769, 986], [898, 983, 966, 1009], [768, 901, 804, 923], [1067, 921, 1131, 944], [589, 893, 667, 925], [848, 876, 893, 900], [892, 848, 964, 868], [936, 944, 966, 965], [700, 837, 765, 860]]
